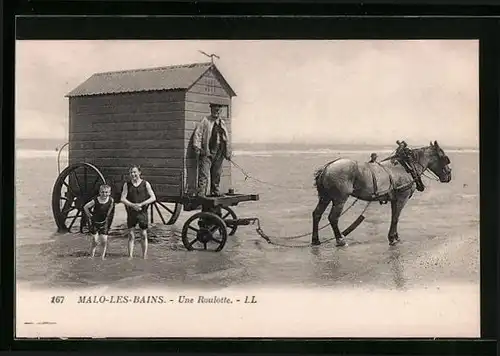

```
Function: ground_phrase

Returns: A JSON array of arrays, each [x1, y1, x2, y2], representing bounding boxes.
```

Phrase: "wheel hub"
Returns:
[[197, 228, 213, 243]]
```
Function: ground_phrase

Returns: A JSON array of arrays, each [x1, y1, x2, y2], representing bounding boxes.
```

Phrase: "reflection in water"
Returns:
[[310, 245, 321, 258], [309, 246, 343, 283], [387, 246, 407, 289]]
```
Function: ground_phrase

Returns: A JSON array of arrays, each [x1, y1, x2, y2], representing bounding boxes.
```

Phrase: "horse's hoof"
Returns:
[[336, 239, 348, 247], [389, 240, 399, 246], [311, 240, 321, 246]]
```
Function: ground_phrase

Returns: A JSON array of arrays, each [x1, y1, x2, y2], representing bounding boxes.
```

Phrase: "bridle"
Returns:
[[407, 146, 451, 183]]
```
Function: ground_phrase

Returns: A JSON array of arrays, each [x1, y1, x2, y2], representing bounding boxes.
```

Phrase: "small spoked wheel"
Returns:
[[220, 206, 238, 236], [182, 212, 228, 252], [52, 163, 108, 233], [150, 201, 182, 225]]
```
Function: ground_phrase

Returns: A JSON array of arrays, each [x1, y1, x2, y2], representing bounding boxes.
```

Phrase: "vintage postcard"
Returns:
[[15, 40, 480, 338]]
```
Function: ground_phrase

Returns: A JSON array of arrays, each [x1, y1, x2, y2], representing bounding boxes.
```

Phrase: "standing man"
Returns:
[[192, 103, 232, 197]]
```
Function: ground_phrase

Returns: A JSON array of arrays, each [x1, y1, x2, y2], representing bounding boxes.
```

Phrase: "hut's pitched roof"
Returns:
[[66, 62, 236, 97]]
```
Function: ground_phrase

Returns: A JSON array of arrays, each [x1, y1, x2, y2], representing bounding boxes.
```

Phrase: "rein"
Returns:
[[384, 146, 442, 193], [229, 159, 309, 190], [409, 148, 442, 184], [228, 157, 367, 248]]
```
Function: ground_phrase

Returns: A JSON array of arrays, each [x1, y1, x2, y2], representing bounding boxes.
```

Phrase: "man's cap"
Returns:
[[210, 103, 223, 108], [371, 153, 378, 157]]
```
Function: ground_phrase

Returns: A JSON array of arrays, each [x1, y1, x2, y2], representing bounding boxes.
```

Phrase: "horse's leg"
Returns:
[[388, 192, 411, 245], [328, 197, 348, 247], [312, 196, 331, 246]]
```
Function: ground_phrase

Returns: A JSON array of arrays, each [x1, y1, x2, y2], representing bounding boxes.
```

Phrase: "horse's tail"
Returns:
[[313, 167, 325, 193]]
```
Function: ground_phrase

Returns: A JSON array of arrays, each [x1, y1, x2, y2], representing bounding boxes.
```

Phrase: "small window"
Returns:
[[210, 104, 228, 119]]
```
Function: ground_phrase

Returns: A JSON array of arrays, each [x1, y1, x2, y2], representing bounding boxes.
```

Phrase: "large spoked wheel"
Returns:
[[220, 206, 238, 236], [52, 163, 109, 233], [182, 212, 228, 252], [149, 201, 182, 225]]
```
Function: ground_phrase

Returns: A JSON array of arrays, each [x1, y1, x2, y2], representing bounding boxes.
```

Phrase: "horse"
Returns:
[[311, 140, 452, 247]]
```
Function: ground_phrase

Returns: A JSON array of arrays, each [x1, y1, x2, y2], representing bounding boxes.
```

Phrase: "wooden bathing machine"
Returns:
[[65, 62, 237, 205]]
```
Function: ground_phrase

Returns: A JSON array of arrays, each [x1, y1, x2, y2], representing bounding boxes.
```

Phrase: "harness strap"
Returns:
[[366, 163, 379, 197], [366, 162, 398, 200], [377, 162, 395, 190]]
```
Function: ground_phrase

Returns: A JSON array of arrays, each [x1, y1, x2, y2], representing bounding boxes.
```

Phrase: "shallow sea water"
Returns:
[[15, 148, 480, 291]]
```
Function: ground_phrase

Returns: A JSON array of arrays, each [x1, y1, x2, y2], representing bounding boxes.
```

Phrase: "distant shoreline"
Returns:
[[16, 148, 479, 160], [16, 138, 478, 152]]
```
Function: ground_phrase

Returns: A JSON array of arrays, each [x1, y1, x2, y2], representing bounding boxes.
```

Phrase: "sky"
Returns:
[[15, 40, 479, 147]]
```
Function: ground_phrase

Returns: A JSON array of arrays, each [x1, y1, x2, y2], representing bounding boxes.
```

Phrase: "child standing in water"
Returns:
[[121, 165, 156, 259], [84, 184, 115, 259]]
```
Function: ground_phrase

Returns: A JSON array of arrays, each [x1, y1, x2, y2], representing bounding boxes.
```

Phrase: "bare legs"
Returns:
[[101, 235, 108, 259], [90, 234, 98, 258], [128, 228, 148, 259], [140, 229, 148, 259], [128, 228, 135, 259], [90, 234, 109, 259]]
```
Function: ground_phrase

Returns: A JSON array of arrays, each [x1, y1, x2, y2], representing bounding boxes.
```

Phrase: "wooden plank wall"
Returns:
[[68, 91, 186, 200], [184, 68, 233, 195]]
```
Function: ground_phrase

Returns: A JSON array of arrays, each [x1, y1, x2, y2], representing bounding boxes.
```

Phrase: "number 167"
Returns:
[[51, 296, 65, 304]]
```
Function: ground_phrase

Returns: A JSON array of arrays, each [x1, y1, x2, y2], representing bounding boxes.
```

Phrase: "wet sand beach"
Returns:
[[15, 146, 480, 337]]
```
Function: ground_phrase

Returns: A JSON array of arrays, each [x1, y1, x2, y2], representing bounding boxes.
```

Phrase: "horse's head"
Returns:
[[425, 140, 452, 183]]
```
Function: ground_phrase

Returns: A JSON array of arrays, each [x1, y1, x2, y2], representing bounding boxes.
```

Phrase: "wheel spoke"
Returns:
[[60, 195, 74, 212], [187, 238, 198, 249], [68, 209, 81, 230], [61, 180, 78, 198], [212, 237, 222, 244], [62, 206, 77, 215], [209, 225, 220, 234], [203, 242, 207, 250], [221, 207, 238, 236], [153, 203, 167, 224], [71, 171, 82, 194], [157, 201, 174, 214], [188, 225, 199, 233]]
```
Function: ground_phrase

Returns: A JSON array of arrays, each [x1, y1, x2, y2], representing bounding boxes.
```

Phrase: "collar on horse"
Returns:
[[393, 149, 425, 192], [367, 149, 425, 203]]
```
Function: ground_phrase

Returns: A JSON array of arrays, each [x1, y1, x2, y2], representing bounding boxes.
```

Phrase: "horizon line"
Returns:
[[16, 137, 479, 150]]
